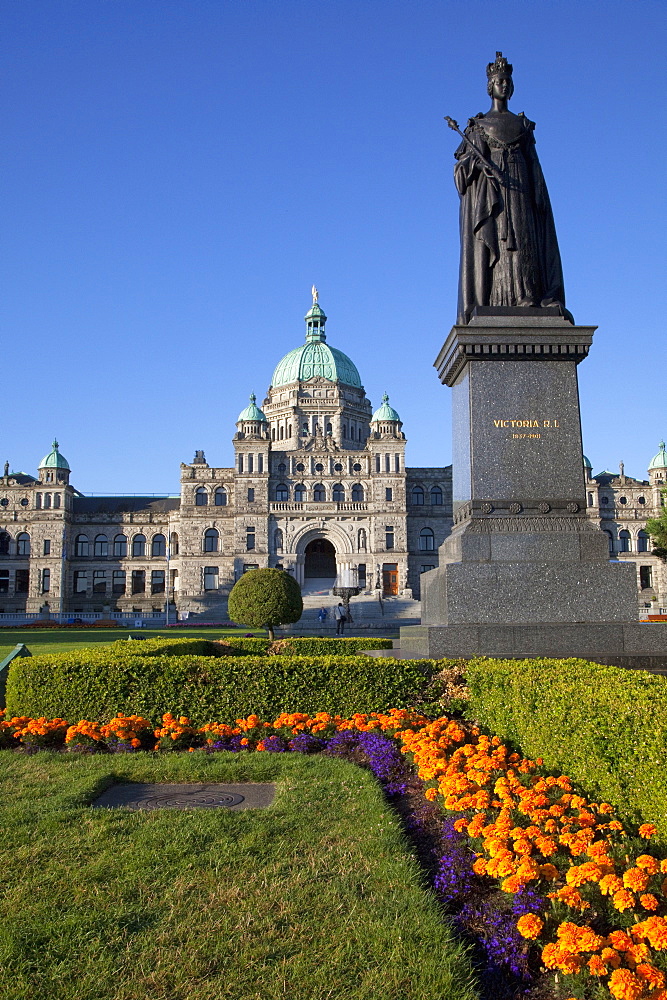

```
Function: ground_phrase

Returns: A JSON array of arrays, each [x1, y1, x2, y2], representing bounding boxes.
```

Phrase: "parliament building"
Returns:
[[1, 295, 665, 620]]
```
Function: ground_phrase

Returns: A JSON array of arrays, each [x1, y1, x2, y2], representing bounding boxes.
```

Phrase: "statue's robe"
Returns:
[[455, 112, 568, 325]]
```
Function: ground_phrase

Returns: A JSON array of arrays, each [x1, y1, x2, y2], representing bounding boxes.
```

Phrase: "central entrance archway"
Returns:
[[304, 538, 337, 579]]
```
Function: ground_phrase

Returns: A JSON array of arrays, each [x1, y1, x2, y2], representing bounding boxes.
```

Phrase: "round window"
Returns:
[[296, 463, 305, 472], [20, 498, 28, 506], [638, 496, 646, 505], [619, 497, 627, 505], [278, 463, 286, 472], [353, 463, 361, 472], [315, 463, 324, 472], [0, 498, 8, 507], [334, 463, 343, 472]]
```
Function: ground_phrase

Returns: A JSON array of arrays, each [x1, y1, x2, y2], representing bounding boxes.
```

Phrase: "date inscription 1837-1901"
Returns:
[[446, 53, 572, 325]]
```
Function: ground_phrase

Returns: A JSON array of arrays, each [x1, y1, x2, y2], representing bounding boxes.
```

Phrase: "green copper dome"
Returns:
[[583, 454, 592, 470], [271, 296, 362, 389], [38, 439, 70, 471], [649, 440, 667, 470], [237, 394, 267, 423], [372, 393, 401, 422]]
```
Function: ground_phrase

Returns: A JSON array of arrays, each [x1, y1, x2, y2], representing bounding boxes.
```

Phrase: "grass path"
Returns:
[[0, 752, 479, 1000], [0, 626, 264, 660]]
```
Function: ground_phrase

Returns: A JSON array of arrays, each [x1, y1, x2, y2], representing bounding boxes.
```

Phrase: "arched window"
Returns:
[[603, 530, 614, 554], [275, 484, 289, 502], [619, 530, 631, 552], [36, 493, 42, 509], [350, 425, 356, 440], [351, 483, 364, 502], [419, 527, 435, 551], [358, 528, 367, 552], [17, 532, 30, 556], [213, 487, 226, 507], [43, 493, 52, 509], [332, 483, 345, 502], [170, 532, 179, 556], [274, 528, 283, 553], [313, 483, 326, 502], [430, 486, 443, 506], [411, 486, 425, 505], [302, 422, 308, 435], [53, 493, 61, 508], [132, 533, 146, 557], [288, 424, 292, 438], [94, 534, 108, 557], [326, 422, 332, 435], [342, 425, 347, 439], [152, 533, 166, 557], [271, 427, 276, 440], [638, 530, 650, 553], [75, 534, 89, 557], [294, 483, 306, 503], [588, 492, 594, 507], [113, 534, 127, 557], [195, 487, 208, 506], [204, 528, 219, 553], [279, 426, 284, 440]]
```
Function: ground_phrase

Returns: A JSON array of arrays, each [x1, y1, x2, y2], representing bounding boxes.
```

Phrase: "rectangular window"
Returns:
[[640, 565, 653, 590], [238, 455, 244, 473], [151, 570, 165, 594], [247, 455, 253, 473], [358, 564, 367, 587], [247, 487, 255, 502], [385, 487, 393, 502], [0, 570, 9, 594], [395, 454, 400, 472], [420, 565, 435, 574], [375, 455, 381, 473], [131, 570, 146, 594], [258, 454, 263, 472], [112, 570, 126, 594], [93, 570, 107, 594], [74, 570, 87, 594], [385, 454, 390, 473], [203, 566, 219, 591], [41, 568, 51, 593], [43, 539, 51, 556], [385, 526, 394, 550], [246, 527, 256, 551]]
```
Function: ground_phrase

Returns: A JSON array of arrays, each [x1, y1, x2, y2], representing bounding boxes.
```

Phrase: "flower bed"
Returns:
[[2, 707, 666, 999]]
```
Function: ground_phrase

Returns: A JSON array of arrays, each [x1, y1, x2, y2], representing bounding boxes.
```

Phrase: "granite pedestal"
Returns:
[[400, 311, 664, 663]]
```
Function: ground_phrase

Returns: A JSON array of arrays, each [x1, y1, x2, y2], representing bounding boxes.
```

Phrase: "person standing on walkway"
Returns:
[[333, 603, 346, 635]]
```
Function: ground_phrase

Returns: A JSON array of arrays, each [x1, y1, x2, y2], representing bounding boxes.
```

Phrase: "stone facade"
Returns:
[[0, 301, 664, 619]]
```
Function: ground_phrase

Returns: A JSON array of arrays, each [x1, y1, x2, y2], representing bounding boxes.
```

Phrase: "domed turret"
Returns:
[[583, 454, 592, 480], [236, 394, 269, 440], [271, 292, 362, 388], [649, 440, 667, 485], [371, 393, 404, 439], [38, 439, 70, 484]]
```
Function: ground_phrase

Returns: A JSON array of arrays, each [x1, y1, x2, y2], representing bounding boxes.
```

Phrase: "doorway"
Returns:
[[304, 539, 337, 579], [382, 563, 398, 596]]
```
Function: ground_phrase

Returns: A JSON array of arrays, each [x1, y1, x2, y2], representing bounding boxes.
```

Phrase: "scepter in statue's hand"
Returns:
[[444, 116, 503, 182]]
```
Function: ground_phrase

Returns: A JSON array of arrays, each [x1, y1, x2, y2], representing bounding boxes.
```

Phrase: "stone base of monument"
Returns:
[[396, 622, 667, 669]]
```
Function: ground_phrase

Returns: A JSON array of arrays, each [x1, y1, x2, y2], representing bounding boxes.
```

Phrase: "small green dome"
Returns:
[[271, 295, 362, 389], [372, 393, 401, 422], [649, 440, 667, 471], [583, 454, 592, 469], [237, 394, 267, 423], [38, 439, 70, 471]]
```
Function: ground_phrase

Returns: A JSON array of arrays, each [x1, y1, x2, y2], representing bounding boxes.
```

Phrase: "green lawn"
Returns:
[[0, 752, 479, 1000], [0, 626, 266, 660]]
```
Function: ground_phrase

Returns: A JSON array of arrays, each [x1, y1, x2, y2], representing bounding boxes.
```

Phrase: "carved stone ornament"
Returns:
[[508, 502, 523, 514], [537, 502, 551, 514], [480, 502, 494, 514], [566, 502, 580, 513]]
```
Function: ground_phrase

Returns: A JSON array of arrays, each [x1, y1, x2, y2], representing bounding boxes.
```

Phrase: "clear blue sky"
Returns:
[[2, 0, 664, 494]]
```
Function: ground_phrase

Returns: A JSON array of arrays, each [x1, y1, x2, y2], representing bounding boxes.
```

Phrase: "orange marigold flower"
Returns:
[[623, 867, 650, 893], [587, 955, 608, 976], [636, 964, 666, 990], [640, 893, 659, 911], [612, 889, 636, 912], [472, 857, 487, 876], [453, 817, 468, 832], [635, 854, 659, 874], [601, 947, 622, 969], [608, 968, 647, 1000], [600, 873, 624, 896], [609, 931, 635, 952], [538, 863, 559, 880], [516, 914, 544, 940], [639, 824, 658, 839], [424, 788, 438, 802]]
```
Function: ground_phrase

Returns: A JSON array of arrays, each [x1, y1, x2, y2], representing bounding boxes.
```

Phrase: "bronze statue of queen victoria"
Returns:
[[450, 53, 570, 325]]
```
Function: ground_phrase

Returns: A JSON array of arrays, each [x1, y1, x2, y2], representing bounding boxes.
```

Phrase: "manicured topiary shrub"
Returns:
[[5, 651, 438, 724], [227, 568, 303, 640], [466, 656, 667, 843]]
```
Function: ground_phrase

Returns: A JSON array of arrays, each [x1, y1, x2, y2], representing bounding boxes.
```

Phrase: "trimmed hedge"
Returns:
[[466, 657, 667, 843], [90, 636, 393, 658], [5, 650, 437, 723]]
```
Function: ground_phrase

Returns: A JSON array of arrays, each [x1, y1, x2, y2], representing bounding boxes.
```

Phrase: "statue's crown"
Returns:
[[486, 51, 513, 78]]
